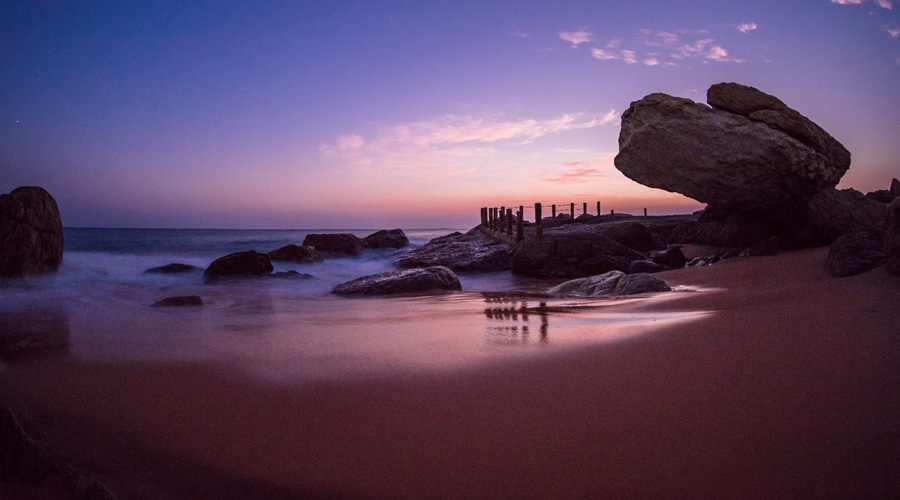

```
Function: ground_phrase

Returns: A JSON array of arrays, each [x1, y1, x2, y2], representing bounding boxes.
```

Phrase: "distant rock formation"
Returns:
[[548, 271, 671, 297], [364, 229, 409, 249], [203, 250, 273, 282], [266, 244, 322, 263], [302, 233, 366, 256], [0, 186, 64, 278], [144, 263, 200, 274], [332, 266, 462, 295]]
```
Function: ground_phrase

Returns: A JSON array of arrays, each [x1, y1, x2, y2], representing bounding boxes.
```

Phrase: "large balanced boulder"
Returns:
[[511, 234, 645, 279], [548, 271, 671, 297], [203, 250, 273, 282], [302, 233, 366, 256], [885, 198, 900, 275], [364, 229, 409, 249], [0, 186, 64, 278], [332, 266, 462, 295], [615, 84, 850, 214]]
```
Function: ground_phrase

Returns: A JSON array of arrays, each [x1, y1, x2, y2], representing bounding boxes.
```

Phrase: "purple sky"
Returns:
[[2, 0, 898, 229]]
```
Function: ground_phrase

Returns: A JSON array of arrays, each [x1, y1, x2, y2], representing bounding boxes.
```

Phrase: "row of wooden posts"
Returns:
[[480, 202, 649, 241]]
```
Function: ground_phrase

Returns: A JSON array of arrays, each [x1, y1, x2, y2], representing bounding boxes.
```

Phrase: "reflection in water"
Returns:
[[483, 295, 549, 344], [0, 308, 71, 363]]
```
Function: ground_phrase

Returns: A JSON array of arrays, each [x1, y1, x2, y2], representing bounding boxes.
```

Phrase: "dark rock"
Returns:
[[598, 221, 658, 252], [0, 308, 69, 363], [885, 198, 900, 275], [203, 250, 273, 282], [826, 228, 884, 277], [548, 271, 670, 297], [865, 178, 900, 204], [332, 266, 462, 295], [144, 263, 199, 274], [803, 188, 885, 245], [266, 244, 322, 263], [510, 234, 645, 279], [398, 230, 510, 273], [0, 405, 55, 482], [740, 237, 783, 257], [364, 229, 409, 249], [671, 205, 803, 247], [270, 270, 314, 279], [302, 233, 366, 256], [627, 260, 665, 274], [151, 295, 203, 307], [615, 87, 849, 214], [651, 246, 687, 269], [0, 186, 64, 277]]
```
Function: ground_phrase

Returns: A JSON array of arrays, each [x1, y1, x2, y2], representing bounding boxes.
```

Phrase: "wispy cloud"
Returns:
[[543, 162, 611, 184], [643, 57, 660, 66], [588, 28, 743, 66], [737, 22, 758, 33], [591, 48, 619, 60], [886, 25, 900, 37], [831, 0, 863, 4], [559, 29, 593, 47], [877, 0, 893, 8], [831, 0, 892, 7], [622, 50, 638, 64]]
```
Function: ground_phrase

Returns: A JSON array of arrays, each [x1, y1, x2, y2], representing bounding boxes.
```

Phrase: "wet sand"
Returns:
[[2, 247, 899, 499]]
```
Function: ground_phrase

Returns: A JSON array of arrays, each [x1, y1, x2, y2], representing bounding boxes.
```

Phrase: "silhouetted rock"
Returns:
[[740, 236, 783, 257], [270, 270, 314, 279], [826, 228, 884, 277], [152, 295, 203, 307], [144, 263, 199, 274], [803, 188, 885, 245], [548, 271, 670, 297], [885, 198, 900, 275], [511, 234, 645, 279], [364, 229, 409, 249], [597, 221, 659, 252], [332, 266, 461, 295], [627, 260, 665, 274], [267, 244, 322, 263], [865, 178, 900, 204], [651, 246, 687, 269], [0, 186, 64, 277], [398, 229, 510, 272], [302, 233, 366, 256], [203, 250, 273, 282]]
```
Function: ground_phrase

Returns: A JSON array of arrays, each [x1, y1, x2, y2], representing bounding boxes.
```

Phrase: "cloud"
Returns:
[[622, 50, 638, 64], [737, 22, 758, 33], [831, 0, 891, 6], [606, 38, 623, 49], [877, 0, 892, 8], [831, 0, 863, 4], [559, 29, 593, 47], [591, 48, 619, 60], [643, 58, 660, 66], [335, 134, 365, 150], [511, 28, 530, 38], [544, 162, 611, 183], [887, 26, 900, 37]]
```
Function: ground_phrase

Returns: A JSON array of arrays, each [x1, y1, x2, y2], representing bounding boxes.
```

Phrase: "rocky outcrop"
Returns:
[[825, 228, 884, 277], [511, 233, 645, 279], [398, 229, 510, 273], [651, 246, 687, 269], [364, 229, 409, 249], [596, 221, 659, 252], [332, 266, 462, 295], [267, 244, 322, 263], [803, 188, 885, 245], [144, 263, 199, 274], [865, 178, 900, 204], [0, 186, 64, 278], [151, 295, 204, 307], [548, 271, 670, 297], [302, 233, 366, 256], [203, 250, 273, 282], [885, 198, 900, 275]]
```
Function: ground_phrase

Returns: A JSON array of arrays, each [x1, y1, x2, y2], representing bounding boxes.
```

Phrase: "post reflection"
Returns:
[[483, 295, 550, 344]]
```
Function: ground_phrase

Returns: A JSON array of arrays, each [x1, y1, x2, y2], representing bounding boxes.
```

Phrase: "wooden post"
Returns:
[[597, 201, 601, 216], [506, 208, 513, 235], [611, 209, 615, 217], [570, 203, 575, 218], [480, 207, 486, 228], [493, 207, 499, 230], [535, 203, 543, 239], [500, 206, 506, 231], [517, 206, 524, 242], [582, 202, 587, 217], [551, 204, 556, 218], [644, 207, 648, 217]]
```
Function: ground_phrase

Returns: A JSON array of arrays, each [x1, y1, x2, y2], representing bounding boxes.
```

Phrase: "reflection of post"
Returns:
[[540, 302, 549, 342]]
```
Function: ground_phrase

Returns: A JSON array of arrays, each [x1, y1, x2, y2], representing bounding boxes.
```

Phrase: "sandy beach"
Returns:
[[2, 246, 899, 499]]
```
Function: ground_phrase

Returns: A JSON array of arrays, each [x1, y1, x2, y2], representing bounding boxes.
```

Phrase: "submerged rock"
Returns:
[[398, 229, 510, 273], [267, 244, 322, 263], [204, 250, 273, 282], [364, 229, 409, 249], [0, 186, 64, 277], [549, 271, 671, 297], [332, 266, 462, 295], [151, 295, 204, 307], [144, 263, 199, 274], [302, 233, 366, 256]]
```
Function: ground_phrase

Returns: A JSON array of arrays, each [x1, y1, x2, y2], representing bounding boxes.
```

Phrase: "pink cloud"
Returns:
[[559, 29, 593, 47]]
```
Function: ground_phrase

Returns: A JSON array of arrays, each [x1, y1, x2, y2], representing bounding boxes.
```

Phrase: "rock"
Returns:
[[510, 234, 645, 279], [144, 263, 199, 274], [203, 250, 273, 282], [398, 230, 510, 273], [0, 308, 69, 363], [803, 188, 885, 245], [740, 237, 783, 257], [270, 270, 314, 279], [826, 228, 884, 277], [302, 233, 366, 256], [332, 266, 462, 295], [266, 244, 322, 263], [597, 221, 658, 252], [651, 246, 687, 269], [885, 198, 900, 275], [0, 186, 64, 278], [865, 178, 900, 204], [627, 260, 665, 274], [549, 271, 671, 297], [151, 295, 203, 307], [615, 87, 850, 214], [363, 229, 409, 249]]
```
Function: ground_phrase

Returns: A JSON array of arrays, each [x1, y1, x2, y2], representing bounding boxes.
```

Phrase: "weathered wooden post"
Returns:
[[570, 203, 575, 218], [500, 206, 506, 232], [644, 207, 648, 217], [506, 208, 513, 235], [535, 203, 543, 239], [551, 204, 556, 218], [481, 207, 486, 228], [517, 206, 524, 242], [582, 202, 587, 217], [597, 201, 601, 216], [493, 207, 499, 230], [611, 209, 615, 217]]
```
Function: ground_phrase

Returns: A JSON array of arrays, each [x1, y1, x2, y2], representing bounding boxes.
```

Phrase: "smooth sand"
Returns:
[[2, 247, 899, 499]]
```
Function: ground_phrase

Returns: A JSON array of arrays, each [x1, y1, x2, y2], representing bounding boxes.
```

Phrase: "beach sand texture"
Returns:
[[1, 247, 899, 499]]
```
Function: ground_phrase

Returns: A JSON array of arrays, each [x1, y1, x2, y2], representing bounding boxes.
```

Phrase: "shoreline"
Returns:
[[2, 247, 899, 498]]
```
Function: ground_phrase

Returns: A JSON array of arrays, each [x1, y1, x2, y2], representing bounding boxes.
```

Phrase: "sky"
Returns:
[[1, 0, 899, 229]]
